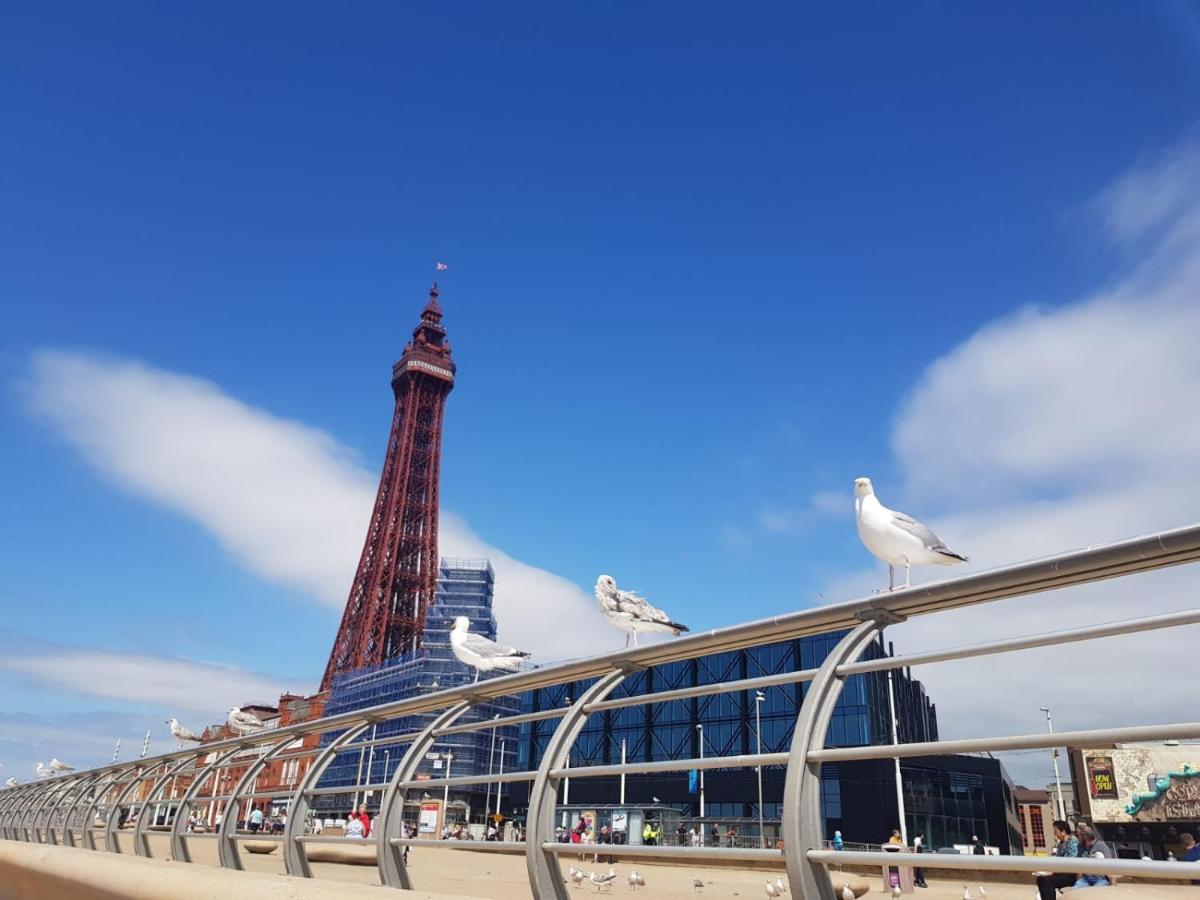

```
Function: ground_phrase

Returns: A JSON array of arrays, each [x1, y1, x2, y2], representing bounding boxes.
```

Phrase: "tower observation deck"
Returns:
[[320, 284, 456, 691]]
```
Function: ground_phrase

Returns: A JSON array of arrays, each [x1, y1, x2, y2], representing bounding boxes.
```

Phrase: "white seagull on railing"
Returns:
[[49, 758, 74, 772], [35, 762, 53, 779], [226, 707, 265, 735], [449, 616, 531, 683], [854, 477, 967, 591], [595, 575, 689, 648], [166, 718, 204, 746]]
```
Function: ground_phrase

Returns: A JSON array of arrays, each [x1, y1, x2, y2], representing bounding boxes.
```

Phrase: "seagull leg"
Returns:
[[888, 564, 895, 592], [904, 563, 911, 589]]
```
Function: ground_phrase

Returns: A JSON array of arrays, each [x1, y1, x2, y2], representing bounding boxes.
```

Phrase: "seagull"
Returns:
[[35, 762, 53, 779], [589, 868, 617, 893], [774, 877, 784, 895], [570, 866, 586, 888], [693, 877, 706, 892], [854, 477, 967, 590], [629, 871, 645, 890], [166, 718, 204, 746], [49, 758, 74, 772], [962, 887, 972, 900], [892, 887, 901, 898], [226, 707, 265, 735], [449, 617, 531, 683], [4, 777, 18, 787], [765, 879, 783, 898], [651, 796, 661, 803], [979, 888, 987, 898], [595, 575, 689, 648], [841, 885, 855, 900]]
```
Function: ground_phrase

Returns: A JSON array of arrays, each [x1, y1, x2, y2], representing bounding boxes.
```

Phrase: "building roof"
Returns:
[[1014, 786, 1051, 803]]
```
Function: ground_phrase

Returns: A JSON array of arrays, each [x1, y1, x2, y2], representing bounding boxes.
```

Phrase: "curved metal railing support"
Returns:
[[13, 783, 48, 842], [133, 754, 202, 857], [526, 669, 627, 900], [43, 774, 101, 845], [27, 782, 77, 844], [217, 735, 296, 869], [377, 701, 473, 889], [104, 764, 154, 852], [2, 784, 41, 841], [282, 722, 372, 878], [77, 766, 136, 850], [168, 746, 241, 862], [781, 619, 884, 900], [0, 783, 31, 839]]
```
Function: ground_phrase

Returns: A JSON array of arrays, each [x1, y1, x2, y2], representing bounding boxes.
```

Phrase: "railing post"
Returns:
[[168, 747, 241, 862], [782, 619, 886, 900], [217, 736, 296, 869], [526, 670, 627, 900], [132, 754, 202, 857], [105, 764, 153, 852], [77, 767, 135, 850], [377, 701, 472, 889], [282, 722, 372, 878], [43, 774, 101, 845]]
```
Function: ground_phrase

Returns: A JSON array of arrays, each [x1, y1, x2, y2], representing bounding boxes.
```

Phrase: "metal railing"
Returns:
[[3, 523, 1200, 899]]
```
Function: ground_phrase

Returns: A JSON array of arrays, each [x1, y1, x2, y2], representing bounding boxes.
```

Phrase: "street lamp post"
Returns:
[[485, 714, 500, 816], [696, 724, 705, 829], [887, 667, 908, 845], [755, 691, 766, 849], [619, 738, 627, 805], [1041, 707, 1067, 821], [495, 739, 506, 818], [443, 751, 454, 824]]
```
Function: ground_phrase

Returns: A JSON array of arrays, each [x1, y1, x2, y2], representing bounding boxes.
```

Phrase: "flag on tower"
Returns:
[[140, 730, 151, 759], [436, 262, 448, 271], [112, 738, 121, 764]]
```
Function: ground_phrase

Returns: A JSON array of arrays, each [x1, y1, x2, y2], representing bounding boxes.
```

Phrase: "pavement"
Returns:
[[135, 835, 1197, 898]]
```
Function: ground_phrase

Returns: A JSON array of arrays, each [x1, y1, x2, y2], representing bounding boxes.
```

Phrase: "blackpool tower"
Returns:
[[320, 285, 456, 691]]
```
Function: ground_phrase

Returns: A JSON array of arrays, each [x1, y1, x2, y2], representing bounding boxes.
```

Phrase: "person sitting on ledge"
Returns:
[[1072, 822, 1114, 889], [1036, 820, 1079, 900]]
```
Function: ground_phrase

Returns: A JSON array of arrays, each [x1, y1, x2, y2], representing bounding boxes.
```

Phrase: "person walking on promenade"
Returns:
[[248, 806, 263, 834], [833, 830, 844, 851], [913, 831, 928, 888], [972, 834, 986, 855]]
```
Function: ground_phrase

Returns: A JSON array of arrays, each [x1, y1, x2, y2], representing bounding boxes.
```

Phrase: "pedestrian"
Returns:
[[710, 823, 719, 847], [725, 825, 738, 847], [344, 815, 365, 839], [889, 828, 903, 846], [248, 806, 263, 834], [1034, 820, 1079, 899], [677, 822, 688, 846], [1179, 832, 1200, 885], [487, 822, 498, 842], [690, 826, 701, 848], [832, 830, 844, 851], [971, 834, 986, 855], [912, 831, 927, 888], [1071, 823, 1114, 889]]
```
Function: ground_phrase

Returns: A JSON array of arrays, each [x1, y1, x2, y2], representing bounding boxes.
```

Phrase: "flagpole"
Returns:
[[141, 730, 151, 759], [112, 738, 121, 764]]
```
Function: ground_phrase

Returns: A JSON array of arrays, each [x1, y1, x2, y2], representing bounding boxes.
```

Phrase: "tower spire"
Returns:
[[321, 286, 456, 691]]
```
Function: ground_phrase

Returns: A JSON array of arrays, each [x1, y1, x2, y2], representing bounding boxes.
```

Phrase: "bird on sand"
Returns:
[[774, 877, 785, 895], [226, 707, 265, 735], [449, 617, 531, 683], [49, 758, 74, 772], [569, 866, 586, 888], [978, 888, 987, 898], [765, 879, 783, 898], [693, 877, 706, 892], [589, 868, 617, 893], [166, 718, 204, 746], [841, 885, 856, 900], [595, 575, 689, 648], [854, 477, 967, 590], [35, 762, 53, 779], [962, 887, 972, 900], [892, 887, 901, 898], [628, 870, 645, 890]]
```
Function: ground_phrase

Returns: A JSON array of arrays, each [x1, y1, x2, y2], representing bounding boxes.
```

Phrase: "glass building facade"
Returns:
[[316, 559, 520, 815]]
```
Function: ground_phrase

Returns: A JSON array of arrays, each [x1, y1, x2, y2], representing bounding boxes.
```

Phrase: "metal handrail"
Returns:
[[2, 522, 1200, 900]]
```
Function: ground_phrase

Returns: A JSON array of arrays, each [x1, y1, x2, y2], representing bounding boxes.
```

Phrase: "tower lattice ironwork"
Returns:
[[321, 284, 456, 691]]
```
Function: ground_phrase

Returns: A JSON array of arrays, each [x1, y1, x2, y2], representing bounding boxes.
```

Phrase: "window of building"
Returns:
[[1030, 805, 1045, 849]]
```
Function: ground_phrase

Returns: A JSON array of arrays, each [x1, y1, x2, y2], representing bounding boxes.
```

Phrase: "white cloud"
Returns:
[[0, 641, 302, 715], [22, 351, 609, 662], [840, 138, 1200, 782]]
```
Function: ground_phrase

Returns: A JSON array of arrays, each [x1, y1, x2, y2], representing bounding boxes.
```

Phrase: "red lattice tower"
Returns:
[[321, 284, 456, 691]]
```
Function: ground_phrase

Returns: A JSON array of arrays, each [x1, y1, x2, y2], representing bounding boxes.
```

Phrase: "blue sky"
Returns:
[[3, 3, 1200, 781]]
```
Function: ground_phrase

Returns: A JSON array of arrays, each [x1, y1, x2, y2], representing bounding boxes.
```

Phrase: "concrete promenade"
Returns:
[[122, 833, 1197, 899]]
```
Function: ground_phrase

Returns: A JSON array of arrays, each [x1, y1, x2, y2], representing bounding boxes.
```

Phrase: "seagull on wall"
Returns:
[[226, 707, 266, 735], [35, 762, 53, 779], [449, 617, 531, 683], [5, 777, 19, 787], [49, 758, 74, 772], [166, 718, 204, 747], [595, 575, 689, 648], [854, 477, 967, 590]]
